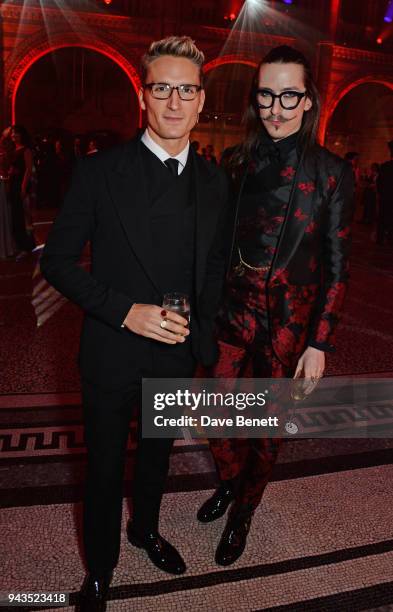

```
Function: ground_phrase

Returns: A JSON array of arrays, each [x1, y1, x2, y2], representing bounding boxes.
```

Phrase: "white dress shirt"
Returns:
[[141, 129, 189, 175]]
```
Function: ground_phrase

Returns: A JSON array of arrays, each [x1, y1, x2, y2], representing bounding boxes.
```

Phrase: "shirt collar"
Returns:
[[141, 129, 189, 170]]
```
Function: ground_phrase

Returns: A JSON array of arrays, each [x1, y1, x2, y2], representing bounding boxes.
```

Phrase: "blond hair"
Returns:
[[141, 36, 205, 85]]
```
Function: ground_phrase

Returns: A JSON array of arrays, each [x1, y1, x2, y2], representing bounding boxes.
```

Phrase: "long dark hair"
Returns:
[[226, 45, 321, 171], [11, 124, 32, 148]]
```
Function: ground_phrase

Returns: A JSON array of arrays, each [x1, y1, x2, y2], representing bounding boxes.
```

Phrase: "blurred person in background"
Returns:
[[35, 136, 57, 209], [73, 135, 84, 160], [361, 162, 378, 226], [203, 143, 217, 164], [86, 138, 99, 156], [54, 139, 73, 206], [376, 140, 393, 246], [0, 128, 16, 259], [345, 151, 361, 220], [9, 125, 35, 254]]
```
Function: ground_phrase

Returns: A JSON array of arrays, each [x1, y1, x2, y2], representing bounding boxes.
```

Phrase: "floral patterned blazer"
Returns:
[[228, 145, 355, 368]]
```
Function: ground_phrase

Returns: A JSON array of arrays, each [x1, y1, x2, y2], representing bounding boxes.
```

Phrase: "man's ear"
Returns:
[[304, 96, 312, 111], [139, 88, 146, 111], [198, 89, 206, 114]]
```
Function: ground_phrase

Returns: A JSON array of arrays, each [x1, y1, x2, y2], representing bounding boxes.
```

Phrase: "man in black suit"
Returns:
[[40, 36, 228, 610], [376, 139, 393, 246]]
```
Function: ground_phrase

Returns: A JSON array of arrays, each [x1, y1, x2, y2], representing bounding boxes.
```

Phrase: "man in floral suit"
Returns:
[[197, 46, 354, 566]]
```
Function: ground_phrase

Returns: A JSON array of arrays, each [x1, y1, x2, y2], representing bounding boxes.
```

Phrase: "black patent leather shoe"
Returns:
[[215, 513, 253, 566], [127, 521, 186, 575], [197, 483, 235, 523], [78, 571, 112, 612]]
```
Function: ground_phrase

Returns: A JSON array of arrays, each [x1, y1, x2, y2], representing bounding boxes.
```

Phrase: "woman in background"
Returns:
[[9, 124, 35, 254], [0, 128, 16, 259]]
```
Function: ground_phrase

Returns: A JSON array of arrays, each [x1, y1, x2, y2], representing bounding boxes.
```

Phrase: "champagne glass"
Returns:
[[162, 292, 190, 325], [290, 376, 320, 402], [286, 375, 320, 435]]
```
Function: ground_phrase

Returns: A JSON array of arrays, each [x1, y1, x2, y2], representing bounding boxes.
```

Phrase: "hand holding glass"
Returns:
[[290, 375, 320, 402], [162, 293, 190, 326]]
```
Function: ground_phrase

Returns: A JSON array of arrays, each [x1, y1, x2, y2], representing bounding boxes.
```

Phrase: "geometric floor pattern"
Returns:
[[2, 458, 393, 611], [1, 216, 393, 610]]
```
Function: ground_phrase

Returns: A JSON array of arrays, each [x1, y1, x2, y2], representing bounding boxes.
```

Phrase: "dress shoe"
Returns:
[[197, 482, 235, 523], [127, 521, 186, 575], [215, 512, 253, 566], [78, 571, 112, 612]]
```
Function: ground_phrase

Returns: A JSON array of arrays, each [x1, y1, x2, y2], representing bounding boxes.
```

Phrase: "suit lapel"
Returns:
[[107, 142, 222, 298], [226, 165, 249, 277], [106, 138, 162, 295], [271, 152, 317, 278]]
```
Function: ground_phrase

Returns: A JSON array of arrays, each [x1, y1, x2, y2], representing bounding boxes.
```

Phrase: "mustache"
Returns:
[[262, 116, 292, 123]]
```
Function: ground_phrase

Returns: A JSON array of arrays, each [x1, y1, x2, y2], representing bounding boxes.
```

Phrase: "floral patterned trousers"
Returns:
[[208, 266, 294, 518]]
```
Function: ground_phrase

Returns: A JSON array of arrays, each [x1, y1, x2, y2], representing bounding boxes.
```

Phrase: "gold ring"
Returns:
[[160, 320, 167, 329]]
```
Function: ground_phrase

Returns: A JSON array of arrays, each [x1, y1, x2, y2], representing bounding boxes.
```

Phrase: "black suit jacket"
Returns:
[[40, 138, 229, 389]]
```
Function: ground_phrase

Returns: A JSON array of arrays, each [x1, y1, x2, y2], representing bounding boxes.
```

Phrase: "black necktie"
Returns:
[[164, 158, 179, 176]]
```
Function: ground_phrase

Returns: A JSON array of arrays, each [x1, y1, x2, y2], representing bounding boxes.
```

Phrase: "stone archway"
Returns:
[[203, 55, 259, 74], [193, 55, 258, 156], [6, 31, 142, 131], [320, 76, 393, 147], [324, 78, 393, 165]]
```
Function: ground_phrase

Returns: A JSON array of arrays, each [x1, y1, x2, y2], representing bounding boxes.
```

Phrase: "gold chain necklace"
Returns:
[[233, 247, 270, 275]]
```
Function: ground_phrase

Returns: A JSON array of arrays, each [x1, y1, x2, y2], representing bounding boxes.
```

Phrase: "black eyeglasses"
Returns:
[[144, 83, 203, 101], [256, 89, 307, 110]]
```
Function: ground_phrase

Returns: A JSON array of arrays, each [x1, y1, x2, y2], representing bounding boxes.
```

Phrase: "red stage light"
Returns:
[[376, 37, 382, 44], [229, 13, 236, 20], [103, 0, 112, 4]]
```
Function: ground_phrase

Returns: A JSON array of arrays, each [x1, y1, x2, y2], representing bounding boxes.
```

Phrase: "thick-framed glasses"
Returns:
[[144, 83, 203, 100], [256, 89, 307, 110]]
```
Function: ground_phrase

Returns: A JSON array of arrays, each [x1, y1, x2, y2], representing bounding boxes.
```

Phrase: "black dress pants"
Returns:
[[82, 341, 195, 574]]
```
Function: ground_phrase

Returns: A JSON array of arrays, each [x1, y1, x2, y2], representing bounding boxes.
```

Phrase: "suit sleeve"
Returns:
[[40, 159, 134, 329], [308, 162, 355, 351]]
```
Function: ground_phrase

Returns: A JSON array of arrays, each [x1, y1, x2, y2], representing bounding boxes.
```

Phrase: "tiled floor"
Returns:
[[2, 464, 393, 610]]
